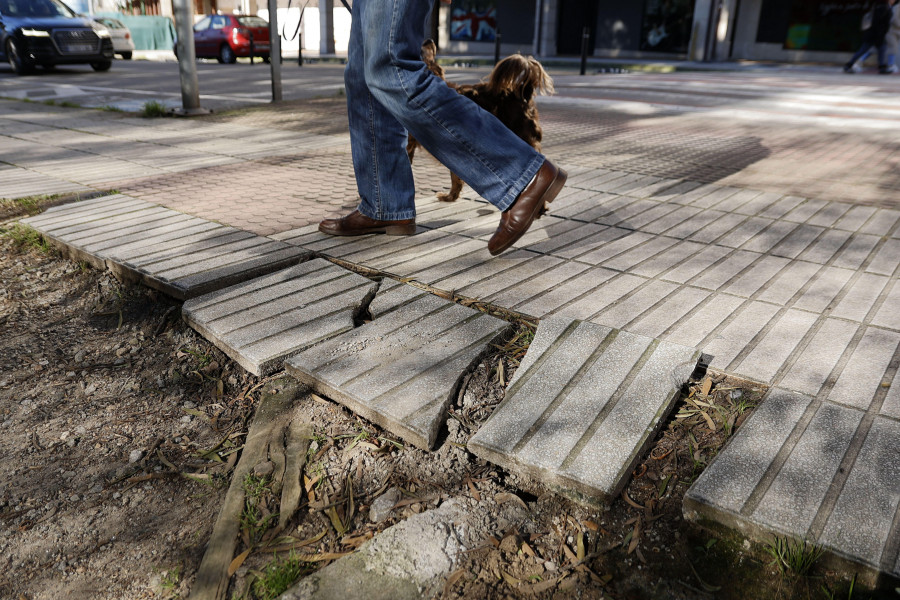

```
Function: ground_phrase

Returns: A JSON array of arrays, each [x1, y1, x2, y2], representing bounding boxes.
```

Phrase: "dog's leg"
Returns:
[[406, 136, 418, 163], [437, 173, 464, 202]]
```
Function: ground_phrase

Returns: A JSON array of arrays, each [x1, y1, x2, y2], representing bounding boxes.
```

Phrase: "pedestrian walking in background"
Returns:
[[885, 0, 900, 73], [845, 0, 894, 74], [318, 0, 567, 256]]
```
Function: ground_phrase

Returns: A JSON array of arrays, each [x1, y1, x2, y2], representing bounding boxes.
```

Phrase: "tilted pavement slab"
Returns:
[[685, 379, 900, 579], [19, 194, 311, 300], [182, 259, 378, 377], [285, 281, 511, 450], [468, 316, 701, 505]]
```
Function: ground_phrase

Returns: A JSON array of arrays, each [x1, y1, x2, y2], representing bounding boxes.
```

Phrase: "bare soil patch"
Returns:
[[0, 219, 867, 600]]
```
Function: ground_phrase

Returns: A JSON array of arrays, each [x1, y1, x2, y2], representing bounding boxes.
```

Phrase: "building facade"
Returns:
[[82, 0, 866, 65]]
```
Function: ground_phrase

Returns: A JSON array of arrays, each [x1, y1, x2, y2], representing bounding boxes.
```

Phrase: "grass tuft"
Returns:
[[141, 100, 169, 118], [764, 535, 824, 578], [1, 223, 52, 253], [250, 552, 313, 600]]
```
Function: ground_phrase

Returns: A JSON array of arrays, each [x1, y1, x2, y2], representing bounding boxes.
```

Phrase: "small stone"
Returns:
[[253, 461, 275, 477], [128, 449, 144, 464], [183, 401, 197, 410], [731, 389, 743, 400], [74, 351, 85, 363], [369, 487, 401, 523], [544, 561, 557, 571]]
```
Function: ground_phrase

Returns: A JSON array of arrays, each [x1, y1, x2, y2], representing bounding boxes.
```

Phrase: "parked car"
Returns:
[[93, 17, 134, 60], [0, 0, 114, 74], [181, 14, 270, 64]]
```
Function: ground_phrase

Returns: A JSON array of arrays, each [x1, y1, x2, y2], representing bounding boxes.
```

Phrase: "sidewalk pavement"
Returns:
[[2, 65, 900, 581]]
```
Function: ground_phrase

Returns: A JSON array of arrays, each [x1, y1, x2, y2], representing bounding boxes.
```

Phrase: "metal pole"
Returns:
[[250, 35, 255, 65], [298, 33, 303, 66], [268, 0, 283, 101], [580, 27, 589, 75], [172, 0, 203, 113], [494, 29, 502, 65]]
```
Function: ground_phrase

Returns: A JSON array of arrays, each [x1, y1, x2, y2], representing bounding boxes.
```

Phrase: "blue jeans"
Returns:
[[848, 42, 887, 67], [344, 0, 545, 221]]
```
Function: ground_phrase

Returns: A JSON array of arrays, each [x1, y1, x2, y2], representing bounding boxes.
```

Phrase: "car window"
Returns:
[[0, 0, 74, 17], [211, 15, 228, 29], [237, 16, 268, 28], [193, 16, 211, 31]]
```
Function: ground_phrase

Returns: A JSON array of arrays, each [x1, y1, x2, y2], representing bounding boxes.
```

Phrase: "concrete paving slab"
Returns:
[[469, 316, 699, 504], [183, 259, 376, 376], [285, 294, 509, 449], [21, 195, 311, 298]]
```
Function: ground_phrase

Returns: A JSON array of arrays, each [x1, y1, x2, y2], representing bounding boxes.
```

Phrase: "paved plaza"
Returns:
[[4, 64, 900, 581]]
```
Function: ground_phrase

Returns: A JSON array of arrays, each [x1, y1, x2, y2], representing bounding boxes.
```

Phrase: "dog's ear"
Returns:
[[528, 57, 554, 96], [421, 39, 437, 62]]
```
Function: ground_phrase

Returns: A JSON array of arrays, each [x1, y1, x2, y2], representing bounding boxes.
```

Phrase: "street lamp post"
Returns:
[[172, 0, 207, 115]]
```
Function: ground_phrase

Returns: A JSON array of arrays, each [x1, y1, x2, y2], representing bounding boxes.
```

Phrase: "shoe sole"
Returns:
[[489, 167, 568, 256], [318, 223, 417, 236]]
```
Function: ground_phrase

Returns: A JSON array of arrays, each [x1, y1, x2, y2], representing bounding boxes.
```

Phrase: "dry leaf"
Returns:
[[443, 569, 465, 595], [466, 477, 481, 502], [576, 532, 585, 562], [627, 518, 641, 555], [495, 492, 528, 510], [701, 377, 712, 396], [228, 548, 251, 577], [501, 570, 522, 587]]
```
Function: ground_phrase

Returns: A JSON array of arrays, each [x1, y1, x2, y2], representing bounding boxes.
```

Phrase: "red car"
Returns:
[[189, 14, 270, 63]]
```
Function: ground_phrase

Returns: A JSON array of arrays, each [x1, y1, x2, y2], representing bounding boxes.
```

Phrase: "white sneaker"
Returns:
[[890, 65, 900, 74], [852, 63, 864, 73]]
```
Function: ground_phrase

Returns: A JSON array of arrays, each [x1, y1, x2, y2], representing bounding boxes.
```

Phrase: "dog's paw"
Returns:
[[436, 192, 458, 202]]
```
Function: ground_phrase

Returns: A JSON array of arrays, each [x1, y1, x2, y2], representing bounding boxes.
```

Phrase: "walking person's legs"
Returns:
[[320, 0, 566, 255], [846, 42, 875, 71]]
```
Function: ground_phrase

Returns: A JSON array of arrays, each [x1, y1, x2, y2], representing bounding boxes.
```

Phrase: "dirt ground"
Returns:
[[0, 207, 873, 600]]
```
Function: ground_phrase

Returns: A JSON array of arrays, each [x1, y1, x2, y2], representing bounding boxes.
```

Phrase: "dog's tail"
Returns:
[[486, 54, 554, 101]]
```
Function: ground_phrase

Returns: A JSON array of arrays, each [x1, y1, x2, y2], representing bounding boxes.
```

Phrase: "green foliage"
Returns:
[[249, 553, 312, 600], [764, 536, 824, 578], [141, 100, 169, 118], [1, 223, 51, 253]]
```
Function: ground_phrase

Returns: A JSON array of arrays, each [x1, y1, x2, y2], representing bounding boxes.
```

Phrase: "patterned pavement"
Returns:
[[3, 66, 900, 581]]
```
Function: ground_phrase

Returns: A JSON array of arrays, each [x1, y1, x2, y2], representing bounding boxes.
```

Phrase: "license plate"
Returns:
[[64, 44, 94, 54]]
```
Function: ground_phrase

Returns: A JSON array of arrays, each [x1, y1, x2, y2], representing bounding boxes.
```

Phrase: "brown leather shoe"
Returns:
[[318, 210, 416, 236], [487, 161, 567, 256]]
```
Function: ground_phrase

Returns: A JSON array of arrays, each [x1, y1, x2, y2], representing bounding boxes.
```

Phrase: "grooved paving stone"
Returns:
[[684, 388, 814, 521], [819, 416, 900, 578], [751, 402, 862, 537], [827, 327, 900, 410], [779, 318, 859, 396], [21, 194, 311, 299], [468, 317, 700, 504], [285, 294, 509, 449], [183, 259, 376, 376]]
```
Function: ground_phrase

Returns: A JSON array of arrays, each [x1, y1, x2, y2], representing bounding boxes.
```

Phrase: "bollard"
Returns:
[[580, 26, 589, 75], [494, 30, 502, 65], [298, 33, 303, 66], [250, 35, 254, 65]]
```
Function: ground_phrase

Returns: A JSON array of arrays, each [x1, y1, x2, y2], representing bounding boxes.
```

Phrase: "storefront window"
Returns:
[[450, 0, 498, 42], [639, 0, 695, 52]]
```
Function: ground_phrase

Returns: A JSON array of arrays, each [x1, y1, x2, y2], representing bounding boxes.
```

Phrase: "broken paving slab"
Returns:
[[183, 259, 378, 376], [20, 194, 310, 299], [285, 289, 510, 450], [684, 389, 900, 581], [280, 496, 530, 600], [468, 316, 700, 505]]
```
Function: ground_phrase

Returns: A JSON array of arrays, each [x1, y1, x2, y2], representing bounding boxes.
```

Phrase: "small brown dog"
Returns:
[[408, 40, 554, 202]]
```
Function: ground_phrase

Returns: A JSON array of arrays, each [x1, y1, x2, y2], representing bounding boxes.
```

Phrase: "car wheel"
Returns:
[[219, 44, 236, 64], [6, 38, 35, 75], [120, 52, 132, 60], [90, 60, 112, 72]]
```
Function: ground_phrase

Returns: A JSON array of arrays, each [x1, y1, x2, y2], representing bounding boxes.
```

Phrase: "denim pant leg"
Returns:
[[849, 42, 874, 66], [344, 0, 417, 220], [355, 0, 544, 212]]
